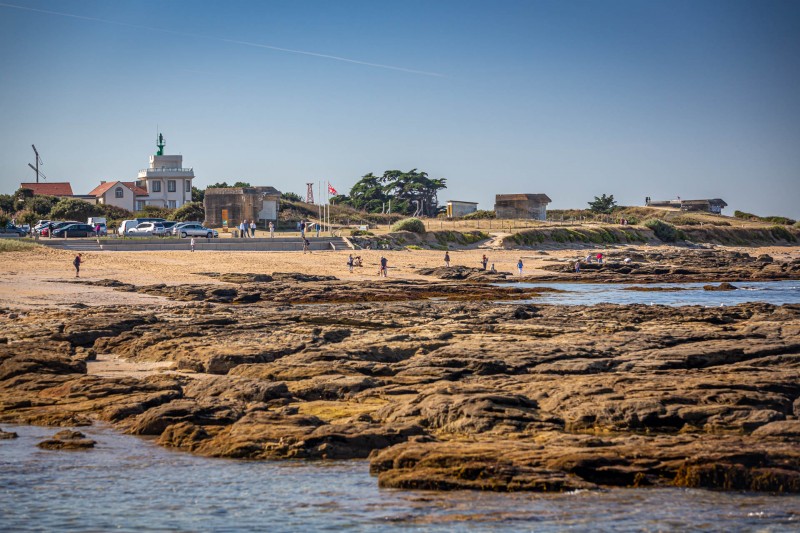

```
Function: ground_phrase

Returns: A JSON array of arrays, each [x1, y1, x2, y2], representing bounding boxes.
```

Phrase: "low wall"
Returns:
[[39, 237, 350, 252]]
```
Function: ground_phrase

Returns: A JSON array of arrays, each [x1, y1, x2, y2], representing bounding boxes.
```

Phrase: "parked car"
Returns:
[[127, 222, 167, 236], [2, 223, 27, 236], [34, 220, 50, 231], [161, 221, 178, 231], [118, 220, 139, 235], [41, 221, 80, 237], [170, 221, 203, 235], [175, 223, 218, 238], [52, 223, 96, 238]]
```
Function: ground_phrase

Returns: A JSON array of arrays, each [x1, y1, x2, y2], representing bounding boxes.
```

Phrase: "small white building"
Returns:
[[134, 134, 194, 210], [446, 200, 479, 218]]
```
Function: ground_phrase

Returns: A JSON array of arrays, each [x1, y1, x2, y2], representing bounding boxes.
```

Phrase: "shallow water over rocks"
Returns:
[[1, 424, 798, 531], [514, 280, 800, 306]]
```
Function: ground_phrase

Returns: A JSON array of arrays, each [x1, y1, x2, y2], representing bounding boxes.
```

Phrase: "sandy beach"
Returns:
[[3, 242, 799, 309]]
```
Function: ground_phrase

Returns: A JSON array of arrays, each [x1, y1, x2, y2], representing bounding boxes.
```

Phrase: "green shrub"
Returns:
[[135, 205, 174, 220], [406, 245, 423, 250], [463, 209, 496, 220], [391, 217, 426, 233], [763, 216, 796, 225], [734, 210, 758, 220], [350, 229, 374, 237], [49, 197, 104, 221], [644, 219, 684, 242]]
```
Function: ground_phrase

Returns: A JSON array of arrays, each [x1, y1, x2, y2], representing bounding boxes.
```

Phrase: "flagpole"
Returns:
[[326, 180, 330, 235]]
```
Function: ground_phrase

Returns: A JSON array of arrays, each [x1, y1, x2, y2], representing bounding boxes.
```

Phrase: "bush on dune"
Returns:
[[644, 219, 684, 242], [391, 218, 426, 233]]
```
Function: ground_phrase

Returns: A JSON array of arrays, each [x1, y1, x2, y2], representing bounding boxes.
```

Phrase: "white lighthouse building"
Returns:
[[135, 133, 194, 211]]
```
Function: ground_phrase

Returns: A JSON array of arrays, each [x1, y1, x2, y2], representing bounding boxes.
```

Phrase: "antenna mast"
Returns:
[[31, 145, 42, 183], [306, 183, 315, 204]]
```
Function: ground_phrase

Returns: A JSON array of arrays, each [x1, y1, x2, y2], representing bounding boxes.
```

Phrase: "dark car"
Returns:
[[52, 223, 95, 238], [161, 221, 178, 231], [42, 221, 80, 237], [2, 223, 27, 236]]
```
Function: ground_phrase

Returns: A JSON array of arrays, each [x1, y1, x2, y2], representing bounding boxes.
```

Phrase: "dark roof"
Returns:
[[20, 182, 74, 196], [681, 198, 728, 207], [495, 193, 552, 204], [205, 186, 281, 196]]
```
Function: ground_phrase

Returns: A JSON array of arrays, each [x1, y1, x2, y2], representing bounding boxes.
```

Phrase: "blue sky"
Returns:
[[1, 0, 799, 217]]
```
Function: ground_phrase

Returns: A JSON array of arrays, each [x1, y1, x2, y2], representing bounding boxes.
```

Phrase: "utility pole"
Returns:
[[30, 145, 42, 183]]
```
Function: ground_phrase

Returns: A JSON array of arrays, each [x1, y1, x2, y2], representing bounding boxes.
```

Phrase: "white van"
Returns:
[[118, 220, 139, 235]]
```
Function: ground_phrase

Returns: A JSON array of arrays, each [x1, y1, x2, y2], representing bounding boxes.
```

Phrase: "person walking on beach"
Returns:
[[444, 251, 450, 267], [73, 253, 82, 278], [269, 221, 275, 239], [303, 237, 311, 254], [380, 256, 388, 277], [348, 254, 354, 273], [250, 220, 257, 238], [190, 237, 195, 252], [481, 254, 488, 270], [517, 258, 524, 277]]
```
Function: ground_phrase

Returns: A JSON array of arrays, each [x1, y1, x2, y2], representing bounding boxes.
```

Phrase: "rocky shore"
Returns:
[[1, 246, 799, 493]]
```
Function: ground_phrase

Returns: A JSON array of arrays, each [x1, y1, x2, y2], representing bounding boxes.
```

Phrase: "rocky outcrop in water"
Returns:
[[1, 275, 799, 492], [37, 429, 96, 450]]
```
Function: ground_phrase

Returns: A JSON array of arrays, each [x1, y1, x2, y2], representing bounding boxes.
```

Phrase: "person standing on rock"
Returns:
[[481, 254, 488, 270], [269, 221, 275, 239], [574, 260, 580, 273], [73, 253, 82, 278], [517, 258, 523, 277], [596, 252, 603, 264], [250, 220, 257, 238], [444, 251, 450, 267]]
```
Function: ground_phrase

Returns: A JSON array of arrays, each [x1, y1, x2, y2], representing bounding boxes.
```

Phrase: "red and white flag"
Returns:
[[328, 183, 338, 195]]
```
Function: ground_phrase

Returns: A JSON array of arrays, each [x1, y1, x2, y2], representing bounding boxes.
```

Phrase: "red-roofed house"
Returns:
[[88, 181, 148, 212], [19, 182, 74, 197]]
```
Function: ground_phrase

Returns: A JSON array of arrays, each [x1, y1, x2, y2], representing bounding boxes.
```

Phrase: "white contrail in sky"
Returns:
[[0, 2, 444, 77]]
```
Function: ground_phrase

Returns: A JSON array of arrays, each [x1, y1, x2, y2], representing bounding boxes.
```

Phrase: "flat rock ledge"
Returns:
[[2, 273, 799, 493]]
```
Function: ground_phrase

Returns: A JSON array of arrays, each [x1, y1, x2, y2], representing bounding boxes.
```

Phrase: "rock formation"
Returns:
[[1, 253, 799, 492]]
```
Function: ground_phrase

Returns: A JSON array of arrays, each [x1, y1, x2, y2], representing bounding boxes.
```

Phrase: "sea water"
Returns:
[[1, 425, 798, 531], [513, 280, 800, 307]]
